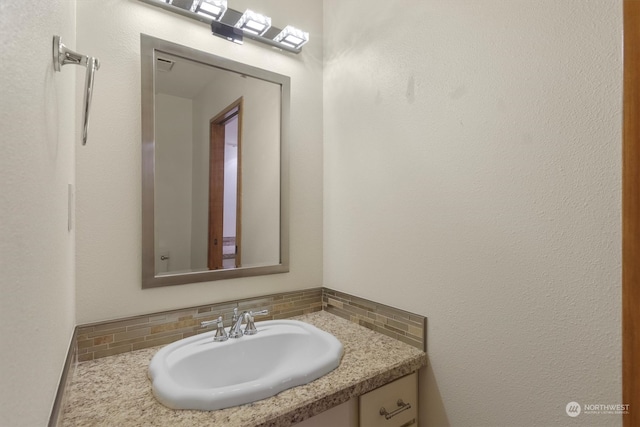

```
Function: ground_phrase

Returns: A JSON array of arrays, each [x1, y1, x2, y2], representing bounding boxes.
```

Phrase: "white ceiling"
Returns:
[[155, 53, 244, 100]]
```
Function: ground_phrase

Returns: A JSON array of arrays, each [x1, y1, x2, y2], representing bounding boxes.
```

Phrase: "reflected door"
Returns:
[[208, 98, 242, 270]]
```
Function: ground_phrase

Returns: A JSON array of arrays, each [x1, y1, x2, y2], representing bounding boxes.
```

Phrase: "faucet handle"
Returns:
[[200, 318, 218, 328], [213, 316, 228, 342], [201, 316, 229, 342], [243, 310, 269, 335], [244, 314, 258, 335]]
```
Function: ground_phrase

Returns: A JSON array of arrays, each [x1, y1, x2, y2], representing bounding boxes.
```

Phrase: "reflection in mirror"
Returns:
[[141, 34, 289, 288]]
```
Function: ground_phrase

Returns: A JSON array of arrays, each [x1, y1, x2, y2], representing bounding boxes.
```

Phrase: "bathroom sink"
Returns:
[[148, 319, 344, 411]]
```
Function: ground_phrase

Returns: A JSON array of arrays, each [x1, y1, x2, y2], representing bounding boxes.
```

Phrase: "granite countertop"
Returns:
[[61, 311, 427, 427]]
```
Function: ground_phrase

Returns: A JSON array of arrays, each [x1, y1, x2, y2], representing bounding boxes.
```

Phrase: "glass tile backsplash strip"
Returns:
[[76, 288, 322, 362], [322, 288, 426, 352], [75, 287, 426, 362]]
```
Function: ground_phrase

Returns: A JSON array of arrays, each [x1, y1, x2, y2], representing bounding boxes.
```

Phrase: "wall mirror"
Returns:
[[141, 34, 289, 288]]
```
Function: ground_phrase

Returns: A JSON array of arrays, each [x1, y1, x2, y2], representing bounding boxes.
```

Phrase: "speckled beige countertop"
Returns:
[[61, 311, 427, 427]]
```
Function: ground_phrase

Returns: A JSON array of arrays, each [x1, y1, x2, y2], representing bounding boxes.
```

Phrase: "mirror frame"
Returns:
[[141, 34, 290, 288]]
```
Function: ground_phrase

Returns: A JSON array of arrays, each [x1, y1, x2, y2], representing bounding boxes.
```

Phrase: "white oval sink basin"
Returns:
[[148, 319, 344, 411]]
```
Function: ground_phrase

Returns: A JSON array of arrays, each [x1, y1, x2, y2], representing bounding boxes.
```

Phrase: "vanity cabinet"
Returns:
[[359, 372, 418, 427], [295, 399, 358, 427], [295, 372, 418, 427]]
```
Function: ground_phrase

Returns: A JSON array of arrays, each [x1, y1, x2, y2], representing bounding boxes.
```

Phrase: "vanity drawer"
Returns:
[[359, 372, 418, 427]]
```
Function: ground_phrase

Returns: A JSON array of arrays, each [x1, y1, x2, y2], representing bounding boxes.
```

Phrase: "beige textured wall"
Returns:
[[1, 1, 622, 425], [0, 1, 77, 425], [323, 1, 622, 426], [75, 0, 324, 324]]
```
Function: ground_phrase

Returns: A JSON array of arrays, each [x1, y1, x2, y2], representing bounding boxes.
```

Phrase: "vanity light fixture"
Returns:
[[137, 0, 309, 53], [273, 25, 309, 49], [234, 9, 271, 36], [190, 0, 227, 21], [211, 20, 243, 44]]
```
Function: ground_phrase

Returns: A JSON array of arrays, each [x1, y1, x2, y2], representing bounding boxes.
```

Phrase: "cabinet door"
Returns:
[[359, 372, 418, 427], [295, 399, 359, 427]]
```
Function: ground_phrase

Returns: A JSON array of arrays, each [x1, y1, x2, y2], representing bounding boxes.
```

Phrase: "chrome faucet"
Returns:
[[200, 308, 269, 341], [228, 308, 269, 338]]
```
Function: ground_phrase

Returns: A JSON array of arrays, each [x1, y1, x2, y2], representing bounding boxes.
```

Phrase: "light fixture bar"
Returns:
[[211, 20, 243, 44], [137, 0, 306, 54]]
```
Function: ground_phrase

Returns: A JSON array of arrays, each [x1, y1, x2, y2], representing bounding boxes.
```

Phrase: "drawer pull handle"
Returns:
[[379, 399, 412, 420]]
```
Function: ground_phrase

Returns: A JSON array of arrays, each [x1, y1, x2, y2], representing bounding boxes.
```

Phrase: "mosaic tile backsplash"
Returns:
[[75, 287, 426, 362], [323, 288, 427, 352]]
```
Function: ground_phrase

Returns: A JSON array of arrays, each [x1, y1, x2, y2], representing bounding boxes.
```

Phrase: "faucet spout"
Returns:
[[228, 308, 269, 338], [229, 309, 249, 338]]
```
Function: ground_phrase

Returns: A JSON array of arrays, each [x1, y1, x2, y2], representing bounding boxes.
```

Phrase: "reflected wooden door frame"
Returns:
[[623, 1, 639, 425], [207, 97, 243, 270]]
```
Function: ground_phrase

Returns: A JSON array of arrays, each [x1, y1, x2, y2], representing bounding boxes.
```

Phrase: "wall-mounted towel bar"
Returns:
[[53, 35, 100, 146]]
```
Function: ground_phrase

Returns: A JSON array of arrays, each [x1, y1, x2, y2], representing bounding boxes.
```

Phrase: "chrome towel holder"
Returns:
[[53, 35, 100, 146]]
